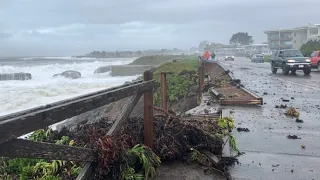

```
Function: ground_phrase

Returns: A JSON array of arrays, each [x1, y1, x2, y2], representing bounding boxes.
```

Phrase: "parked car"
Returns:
[[310, 50, 320, 71], [225, 54, 235, 61], [270, 49, 311, 75], [251, 54, 264, 63]]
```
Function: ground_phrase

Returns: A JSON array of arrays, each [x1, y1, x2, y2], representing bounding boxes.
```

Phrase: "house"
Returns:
[[264, 24, 320, 51]]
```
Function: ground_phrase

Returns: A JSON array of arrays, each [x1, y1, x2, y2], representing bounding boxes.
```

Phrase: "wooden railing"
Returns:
[[0, 66, 205, 179], [0, 71, 155, 164]]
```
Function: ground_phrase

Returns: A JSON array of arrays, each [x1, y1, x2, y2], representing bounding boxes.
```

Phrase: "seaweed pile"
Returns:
[[57, 107, 228, 180]]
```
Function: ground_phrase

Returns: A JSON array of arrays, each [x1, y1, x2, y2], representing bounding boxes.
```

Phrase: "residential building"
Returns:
[[243, 44, 271, 55], [264, 24, 320, 51]]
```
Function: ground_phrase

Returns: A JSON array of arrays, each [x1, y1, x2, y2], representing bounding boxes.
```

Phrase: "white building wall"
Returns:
[[265, 24, 320, 50], [292, 29, 308, 49], [306, 25, 320, 40]]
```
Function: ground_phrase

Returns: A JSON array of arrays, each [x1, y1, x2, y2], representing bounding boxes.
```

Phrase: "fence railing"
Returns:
[[0, 66, 205, 179], [0, 71, 155, 163]]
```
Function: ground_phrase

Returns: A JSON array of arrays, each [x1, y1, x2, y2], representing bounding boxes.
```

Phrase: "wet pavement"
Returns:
[[216, 57, 320, 180]]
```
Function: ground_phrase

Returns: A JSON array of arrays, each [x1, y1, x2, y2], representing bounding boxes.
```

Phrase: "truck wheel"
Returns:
[[271, 63, 277, 74], [304, 67, 311, 75], [318, 62, 320, 71], [282, 64, 289, 75]]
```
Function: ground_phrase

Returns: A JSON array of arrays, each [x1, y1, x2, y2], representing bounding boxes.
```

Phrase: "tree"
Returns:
[[229, 32, 254, 46], [300, 40, 320, 57], [198, 41, 210, 50]]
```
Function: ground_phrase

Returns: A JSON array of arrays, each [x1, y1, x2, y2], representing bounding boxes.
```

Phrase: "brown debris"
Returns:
[[286, 135, 301, 139], [58, 107, 235, 180]]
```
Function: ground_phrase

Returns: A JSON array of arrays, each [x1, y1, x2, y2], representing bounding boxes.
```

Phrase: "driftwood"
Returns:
[[0, 80, 154, 143], [0, 139, 96, 161]]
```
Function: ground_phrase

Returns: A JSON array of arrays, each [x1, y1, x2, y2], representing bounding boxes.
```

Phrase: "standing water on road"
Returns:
[[0, 57, 139, 116]]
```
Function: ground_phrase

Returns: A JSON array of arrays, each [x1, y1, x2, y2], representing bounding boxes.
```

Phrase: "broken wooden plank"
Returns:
[[77, 92, 145, 180], [221, 99, 262, 105], [76, 163, 95, 180], [0, 80, 154, 144], [222, 135, 231, 158], [200, 150, 220, 166], [107, 93, 143, 136], [210, 88, 225, 100], [239, 86, 261, 100], [221, 109, 231, 158], [0, 139, 96, 161]]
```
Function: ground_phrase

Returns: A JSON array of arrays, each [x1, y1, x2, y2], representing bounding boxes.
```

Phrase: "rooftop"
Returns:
[[264, 24, 320, 34]]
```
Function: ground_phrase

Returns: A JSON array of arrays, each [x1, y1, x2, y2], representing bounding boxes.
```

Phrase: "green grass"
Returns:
[[150, 55, 199, 106], [130, 55, 199, 66], [130, 55, 178, 66], [154, 58, 197, 77]]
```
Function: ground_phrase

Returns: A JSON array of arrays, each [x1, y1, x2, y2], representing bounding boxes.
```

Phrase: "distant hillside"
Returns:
[[130, 55, 187, 66]]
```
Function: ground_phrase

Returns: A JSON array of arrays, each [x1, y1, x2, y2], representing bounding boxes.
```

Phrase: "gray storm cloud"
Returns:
[[0, 0, 320, 56]]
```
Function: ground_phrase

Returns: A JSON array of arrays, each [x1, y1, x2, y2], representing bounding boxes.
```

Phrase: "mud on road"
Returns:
[[217, 57, 320, 180]]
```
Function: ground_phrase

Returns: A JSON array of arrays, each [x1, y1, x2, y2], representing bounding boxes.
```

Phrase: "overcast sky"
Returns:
[[1, 0, 320, 56]]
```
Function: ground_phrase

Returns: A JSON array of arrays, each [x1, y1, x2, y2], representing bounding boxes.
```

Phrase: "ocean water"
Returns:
[[0, 56, 139, 117]]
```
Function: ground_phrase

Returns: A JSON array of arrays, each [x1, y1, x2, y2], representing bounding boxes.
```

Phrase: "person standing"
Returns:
[[203, 50, 210, 61], [211, 51, 216, 60]]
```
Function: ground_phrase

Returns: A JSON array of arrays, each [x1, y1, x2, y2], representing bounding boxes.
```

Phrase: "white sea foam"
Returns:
[[0, 57, 139, 116]]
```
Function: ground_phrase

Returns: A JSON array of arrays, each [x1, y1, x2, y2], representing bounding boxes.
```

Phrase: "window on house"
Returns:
[[310, 28, 318, 35]]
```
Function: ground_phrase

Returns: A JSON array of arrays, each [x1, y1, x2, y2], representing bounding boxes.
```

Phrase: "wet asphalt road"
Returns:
[[217, 57, 320, 180]]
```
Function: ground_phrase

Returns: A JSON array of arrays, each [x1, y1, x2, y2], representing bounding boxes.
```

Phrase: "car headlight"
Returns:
[[225, 56, 227, 58], [287, 60, 295, 63], [305, 59, 311, 62], [232, 56, 235, 58]]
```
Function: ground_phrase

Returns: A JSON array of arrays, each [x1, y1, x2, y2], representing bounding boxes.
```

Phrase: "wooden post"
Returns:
[[160, 72, 167, 110], [143, 71, 153, 148], [198, 63, 204, 98]]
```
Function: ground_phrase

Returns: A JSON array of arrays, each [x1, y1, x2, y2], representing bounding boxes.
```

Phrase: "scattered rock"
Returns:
[[53, 70, 81, 79], [275, 104, 287, 109], [282, 99, 290, 102], [0, 72, 32, 81], [272, 164, 280, 168], [287, 135, 301, 139], [291, 97, 295, 100], [301, 145, 306, 149], [263, 92, 268, 95], [94, 66, 111, 74], [291, 169, 294, 173], [236, 127, 250, 132], [295, 119, 304, 123]]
